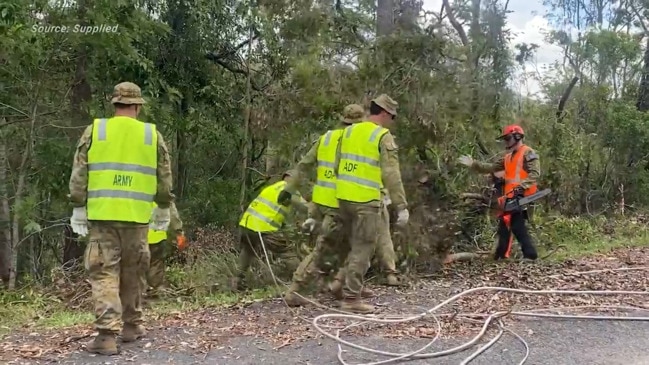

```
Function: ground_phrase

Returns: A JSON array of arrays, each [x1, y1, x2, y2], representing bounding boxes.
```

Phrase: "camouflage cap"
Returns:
[[372, 94, 398, 116], [111, 82, 145, 105], [342, 104, 365, 124]]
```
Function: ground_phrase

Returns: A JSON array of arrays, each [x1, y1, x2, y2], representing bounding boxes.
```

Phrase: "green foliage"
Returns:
[[1, 0, 649, 301]]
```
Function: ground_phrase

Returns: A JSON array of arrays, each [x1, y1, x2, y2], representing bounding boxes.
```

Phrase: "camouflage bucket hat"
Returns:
[[111, 82, 146, 105], [342, 104, 365, 124], [372, 94, 398, 116]]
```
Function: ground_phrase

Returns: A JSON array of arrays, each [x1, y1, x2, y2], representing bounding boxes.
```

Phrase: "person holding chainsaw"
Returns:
[[458, 124, 540, 260]]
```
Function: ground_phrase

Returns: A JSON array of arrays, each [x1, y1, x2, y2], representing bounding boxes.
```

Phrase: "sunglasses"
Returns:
[[502, 135, 513, 141]]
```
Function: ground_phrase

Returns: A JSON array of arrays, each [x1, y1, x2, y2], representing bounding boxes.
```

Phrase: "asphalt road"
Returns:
[[27, 313, 649, 365]]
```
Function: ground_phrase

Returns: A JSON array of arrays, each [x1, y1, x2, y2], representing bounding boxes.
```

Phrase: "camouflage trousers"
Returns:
[[144, 240, 167, 290], [84, 221, 150, 333], [338, 201, 382, 297], [292, 206, 349, 288], [334, 204, 397, 281], [237, 227, 300, 279]]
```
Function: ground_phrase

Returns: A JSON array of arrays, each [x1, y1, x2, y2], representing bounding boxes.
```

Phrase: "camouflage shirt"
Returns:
[[289, 192, 309, 214], [169, 202, 183, 233], [285, 123, 348, 219], [68, 123, 175, 209], [285, 123, 348, 193], [471, 144, 540, 190]]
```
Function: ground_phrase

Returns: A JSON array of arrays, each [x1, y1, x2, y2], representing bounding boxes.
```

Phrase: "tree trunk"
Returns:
[[62, 0, 93, 266], [0, 119, 11, 288], [636, 37, 649, 112], [240, 19, 255, 215], [376, 0, 394, 36]]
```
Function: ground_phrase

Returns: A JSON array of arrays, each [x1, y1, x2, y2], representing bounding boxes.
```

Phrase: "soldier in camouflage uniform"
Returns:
[[234, 170, 309, 290], [279, 104, 377, 306], [68, 82, 174, 355], [459, 124, 540, 260], [143, 201, 184, 296], [332, 94, 409, 313]]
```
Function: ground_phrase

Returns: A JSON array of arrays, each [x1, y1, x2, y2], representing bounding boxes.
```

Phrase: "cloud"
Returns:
[[509, 15, 563, 65]]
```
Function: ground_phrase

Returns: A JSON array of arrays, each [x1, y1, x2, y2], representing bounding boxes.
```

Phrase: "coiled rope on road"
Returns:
[[312, 286, 649, 365], [255, 231, 649, 364]]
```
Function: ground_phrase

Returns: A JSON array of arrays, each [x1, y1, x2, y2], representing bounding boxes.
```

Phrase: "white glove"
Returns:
[[70, 207, 89, 237], [150, 207, 170, 231], [396, 209, 409, 227], [382, 195, 392, 206], [301, 218, 316, 232], [458, 155, 474, 167]]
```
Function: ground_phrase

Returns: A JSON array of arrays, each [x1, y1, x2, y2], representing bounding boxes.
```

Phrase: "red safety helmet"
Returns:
[[498, 124, 524, 139]]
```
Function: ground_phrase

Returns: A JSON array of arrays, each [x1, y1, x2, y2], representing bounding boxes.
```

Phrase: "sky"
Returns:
[[421, 0, 564, 98]]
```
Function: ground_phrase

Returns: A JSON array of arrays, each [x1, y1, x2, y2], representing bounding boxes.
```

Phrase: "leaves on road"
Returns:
[[2, 246, 649, 363]]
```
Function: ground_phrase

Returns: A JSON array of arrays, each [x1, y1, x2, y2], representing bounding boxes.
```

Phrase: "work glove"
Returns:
[[396, 209, 410, 227], [512, 186, 525, 198], [382, 195, 392, 207], [277, 189, 292, 207], [150, 207, 170, 231], [176, 232, 187, 251], [301, 218, 317, 232], [457, 155, 474, 167], [70, 207, 89, 237]]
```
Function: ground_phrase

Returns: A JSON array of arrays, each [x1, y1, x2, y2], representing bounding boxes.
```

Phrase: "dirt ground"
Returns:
[[2, 246, 649, 364]]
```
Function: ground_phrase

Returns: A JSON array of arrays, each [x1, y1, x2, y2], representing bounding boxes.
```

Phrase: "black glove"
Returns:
[[277, 190, 292, 206], [512, 186, 525, 198]]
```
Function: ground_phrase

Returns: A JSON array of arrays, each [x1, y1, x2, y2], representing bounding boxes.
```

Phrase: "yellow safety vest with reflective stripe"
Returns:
[[87, 117, 157, 224], [312, 129, 344, 209], [148, 202, 167, 244], [239, 181, 290, 232], [336, 121, 388, 203]]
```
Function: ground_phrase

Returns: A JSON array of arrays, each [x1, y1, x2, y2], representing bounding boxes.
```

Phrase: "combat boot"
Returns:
[[330, 280, 374, 299], [340, 298, 375, 314], [121, 324, 146, 342], [86, 331, 118, 355], [360, 286, 375, 298], [284, 283, 310, 307], [386, 274, 401, 286]]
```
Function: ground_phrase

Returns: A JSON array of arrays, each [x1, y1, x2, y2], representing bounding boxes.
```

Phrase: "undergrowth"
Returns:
[[1, 215, 648, 336]]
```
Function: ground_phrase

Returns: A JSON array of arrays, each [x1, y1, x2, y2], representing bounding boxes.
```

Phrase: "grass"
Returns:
[[1, 216, 648, 336], [0, 285, 282, 337], [533, 214, 649, 260]]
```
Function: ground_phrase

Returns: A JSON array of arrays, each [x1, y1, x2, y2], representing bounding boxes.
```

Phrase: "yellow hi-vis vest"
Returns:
[[87, 117, 158, 224], [336, 121, 388, 203], [148, 202, 167, 244], [239, 181, 289, 233], [312, 129, 344, 209]]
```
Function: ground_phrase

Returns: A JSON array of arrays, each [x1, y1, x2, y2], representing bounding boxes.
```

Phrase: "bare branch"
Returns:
[[441, 0, 469, 46]]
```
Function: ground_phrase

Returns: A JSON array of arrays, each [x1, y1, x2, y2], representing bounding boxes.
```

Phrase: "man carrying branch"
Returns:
[[458, 124, 540, 261]]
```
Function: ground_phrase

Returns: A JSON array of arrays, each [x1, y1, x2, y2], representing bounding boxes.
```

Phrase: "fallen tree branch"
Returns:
[[443, 252, 485, 264]]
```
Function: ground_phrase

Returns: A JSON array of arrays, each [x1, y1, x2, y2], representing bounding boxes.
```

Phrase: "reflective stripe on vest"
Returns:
[[335, 121, 388, 203], [87, 117, 158, 223], [312, 129, 343, 208], [148, 201, 167, 244], [239, 181, 290, 232], [503, 145, 538, 197]]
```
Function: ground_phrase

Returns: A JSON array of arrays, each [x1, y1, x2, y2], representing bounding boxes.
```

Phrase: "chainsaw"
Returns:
[[501, 188, 552, 212]]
